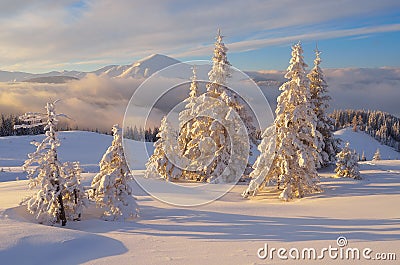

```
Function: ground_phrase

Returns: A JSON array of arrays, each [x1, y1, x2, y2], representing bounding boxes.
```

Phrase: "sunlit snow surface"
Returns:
[[0, 130, 399, 264]]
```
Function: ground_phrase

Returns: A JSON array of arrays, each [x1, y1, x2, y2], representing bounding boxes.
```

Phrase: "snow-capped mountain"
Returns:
[[0, 54, 181, 82], [98, 54, 180, 78]]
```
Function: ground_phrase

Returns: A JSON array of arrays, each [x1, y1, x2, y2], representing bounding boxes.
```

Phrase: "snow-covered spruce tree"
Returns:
[[63, 161, 88, 221], [307, 47, 340, 167], [91, 124, 139, 220], [264, 42, 322, 200], [177, 66, 207, 181], [335, 142, 361, 179], [183, 95, 248, 183], [242, 125, 277, 197], [145, 117, 183, 181], [178, 66, 199, 161], [373, 148, 381, 160], [16, 101, 84, 226], [175, 30, 253, 183], [207, 29, 258, 147], [361, 151, 367, 161]]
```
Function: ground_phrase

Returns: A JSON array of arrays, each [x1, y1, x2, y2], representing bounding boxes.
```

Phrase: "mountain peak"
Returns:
[[134, 53, 180, 66], [110, 54, 181, 78]]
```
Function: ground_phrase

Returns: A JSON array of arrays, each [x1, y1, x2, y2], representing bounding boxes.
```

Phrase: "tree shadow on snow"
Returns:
[[317, 170, 400, 198], [75, 204, 400, 243]]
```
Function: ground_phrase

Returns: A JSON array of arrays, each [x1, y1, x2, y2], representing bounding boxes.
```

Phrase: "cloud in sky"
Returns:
[[256, 67, 400, 118], [1, 67, 399, 132], [0, 0, 399, 72], [0, 75, 142, 131]]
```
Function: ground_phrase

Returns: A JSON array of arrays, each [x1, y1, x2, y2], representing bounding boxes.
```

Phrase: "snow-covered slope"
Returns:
[[1, 130, 400, 264], [111, 54, 180, 78], [92, 53, 181, 79], [0, 131, 110, 167], [334, 127, 400, 160], [0, 131, 153, 182], [1, 161, 400, 264]]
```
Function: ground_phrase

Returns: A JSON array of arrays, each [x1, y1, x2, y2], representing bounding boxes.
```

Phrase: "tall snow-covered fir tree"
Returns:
[[207, 29, 231, 95], [145, 117, 183, 181], [173, 29, 252, 183], [193, 97, 249, 184], [373, 148, 381, 160], [178, 66, 199, 166], [335, 142, 361, 179], [307, 47, 340, 167], [91, 124, 139, 221], [207, 29, 258, 146], [16, 101, 84, 226], [246, 42, 322, 201]]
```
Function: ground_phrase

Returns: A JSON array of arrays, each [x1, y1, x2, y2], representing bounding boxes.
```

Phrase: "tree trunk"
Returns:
[[57, 189, 67, 226]]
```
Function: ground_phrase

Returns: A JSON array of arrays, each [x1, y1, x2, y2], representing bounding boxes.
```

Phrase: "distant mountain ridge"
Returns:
[[0, 54, 181, 82], [22, 76, 79, 84]]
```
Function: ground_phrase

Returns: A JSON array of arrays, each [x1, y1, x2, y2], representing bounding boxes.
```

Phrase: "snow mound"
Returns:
[[0, 209, 127, 265], [334, 127, 400, 160]]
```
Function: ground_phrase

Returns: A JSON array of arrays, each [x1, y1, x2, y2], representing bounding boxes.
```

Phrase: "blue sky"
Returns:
[[0, 0, 399, 72]]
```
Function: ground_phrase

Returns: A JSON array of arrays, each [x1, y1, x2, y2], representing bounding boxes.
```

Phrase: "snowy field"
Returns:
[[0, 130, 399, 264]]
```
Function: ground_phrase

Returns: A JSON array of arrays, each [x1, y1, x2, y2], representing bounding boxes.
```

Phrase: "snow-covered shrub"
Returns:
[[91, 124, 139, 221], [373, 148, 381, 161], [145, 117, 182, 181], [335, 142, 361, 179]]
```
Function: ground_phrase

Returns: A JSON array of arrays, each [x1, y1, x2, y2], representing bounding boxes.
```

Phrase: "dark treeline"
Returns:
[[330, 109, 400, 151], [1, 113, 45, 136], [124, 125, 160, 142]]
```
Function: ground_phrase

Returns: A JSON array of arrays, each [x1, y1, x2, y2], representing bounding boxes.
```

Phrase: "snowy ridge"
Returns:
[[116, 54, 180, 78], [334, 127, 400, 160]]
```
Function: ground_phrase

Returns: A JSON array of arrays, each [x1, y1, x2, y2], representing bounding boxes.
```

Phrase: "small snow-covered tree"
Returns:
[[361, 151, 367, 161], [259, 42, 322, 201], [63, 161, 88, 221], [373, 148, 381, 160], [145, 117, 183, 181], [307, 47, 340, 167], [242, 126, 277, 197], [16, 101, 83, 226], [335, 142, 361, 179], [91, 124, 139, 220]]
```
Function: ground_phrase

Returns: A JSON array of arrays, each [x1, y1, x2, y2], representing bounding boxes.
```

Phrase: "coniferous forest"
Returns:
[[330, 109, 400, 151]]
